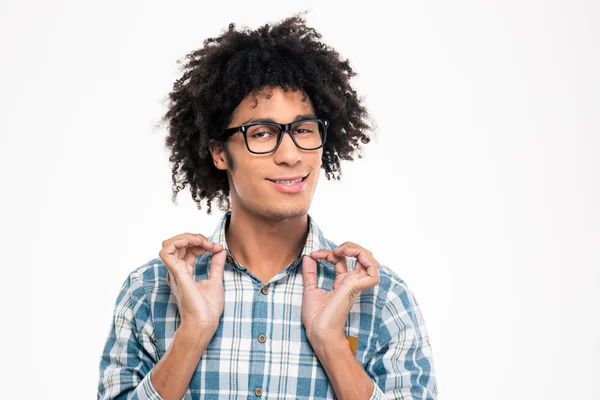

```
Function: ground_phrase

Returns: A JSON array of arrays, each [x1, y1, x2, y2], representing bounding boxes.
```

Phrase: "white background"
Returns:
[[1, 0, 598, 398]]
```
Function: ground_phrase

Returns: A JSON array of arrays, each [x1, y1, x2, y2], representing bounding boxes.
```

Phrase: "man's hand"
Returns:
[[301, 242, 381, 347], [158, 233, 227, 337]]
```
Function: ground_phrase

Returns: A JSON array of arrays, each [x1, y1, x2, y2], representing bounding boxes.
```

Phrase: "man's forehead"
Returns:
[[243, 87, 311, 109], [230, 87, 314, 124]]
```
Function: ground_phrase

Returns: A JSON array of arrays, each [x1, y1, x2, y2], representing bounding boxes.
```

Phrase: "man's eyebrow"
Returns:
[[239, 114, 317, 125]]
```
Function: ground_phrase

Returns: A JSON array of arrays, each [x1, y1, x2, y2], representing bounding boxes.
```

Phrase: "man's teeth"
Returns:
[[274, 177, 303, 184]]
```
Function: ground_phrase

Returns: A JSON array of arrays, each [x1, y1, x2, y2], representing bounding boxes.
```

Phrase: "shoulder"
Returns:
[[369, 263, 421, 319], [117, 257, 172, 303]]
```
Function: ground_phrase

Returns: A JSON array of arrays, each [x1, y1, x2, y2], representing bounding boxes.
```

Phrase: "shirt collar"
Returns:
[[208, 210, 326, 262]]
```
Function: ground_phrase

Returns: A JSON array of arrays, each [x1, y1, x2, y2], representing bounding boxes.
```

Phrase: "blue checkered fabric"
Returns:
[[98, 211, 438, 399]]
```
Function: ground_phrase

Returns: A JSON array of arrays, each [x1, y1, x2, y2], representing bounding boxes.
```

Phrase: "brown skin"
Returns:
[[209, 86, 323, 284]]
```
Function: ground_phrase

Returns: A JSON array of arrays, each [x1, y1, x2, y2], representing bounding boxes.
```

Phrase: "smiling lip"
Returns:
[[267, 174, 308, 193], [268, 174, 308, 181]]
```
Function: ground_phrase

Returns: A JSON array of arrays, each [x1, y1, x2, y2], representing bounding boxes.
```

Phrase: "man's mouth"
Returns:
[[267, 174, 309, 185], [266, 174, 309, 193]]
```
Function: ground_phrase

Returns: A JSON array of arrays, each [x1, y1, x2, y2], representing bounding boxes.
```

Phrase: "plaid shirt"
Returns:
[[98, 211, 438, 399]]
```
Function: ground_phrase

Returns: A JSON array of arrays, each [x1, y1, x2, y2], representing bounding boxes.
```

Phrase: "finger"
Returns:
[[166, 270, 181, 292], [187, 234, 223, 253], [183, 248, 197, 269], [335, 246, 378, 273], [159, 251, 191, 280], [353, 265, 381, 291], [336, 248, 381, 290], [163, 232, 207, 245], [310, 249, 348, 275], [208, 250, 227, 282], [174, 267, 204, 303], [190, 234, 223, 253], [351, 273, 380, 292], [166, 271, 173, 288], [333, 243, 362, 271], [333, 242, 367, 258], [301, 255, 319, 292], [173, 239, 194, 270], [166, 271, 182, 301], [164, 237, 194, 255], [165, 260, 196, 300], [165, 235, 223, 255], [163, 237, 222, 268], [309, 249, 344, 265], [162, 234, 198, 250], [184, 238, 222, 266]]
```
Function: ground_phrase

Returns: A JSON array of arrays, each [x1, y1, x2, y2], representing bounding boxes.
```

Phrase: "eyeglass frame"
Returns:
[[222, 117, 329, 154]]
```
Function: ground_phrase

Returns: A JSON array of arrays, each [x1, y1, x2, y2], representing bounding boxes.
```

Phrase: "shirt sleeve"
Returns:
[[98, 271, 164, 400], [365, 282, 438, 399]]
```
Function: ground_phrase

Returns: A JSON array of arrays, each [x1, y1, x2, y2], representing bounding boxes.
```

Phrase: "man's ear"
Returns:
[[208, 139, 228, 170]]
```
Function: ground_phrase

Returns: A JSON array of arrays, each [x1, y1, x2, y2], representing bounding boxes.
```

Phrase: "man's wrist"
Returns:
[[307, 332, 347, 356], [150, 323, 213, 399], [175, 323, 214, 352], [310, 335, 374, 400]]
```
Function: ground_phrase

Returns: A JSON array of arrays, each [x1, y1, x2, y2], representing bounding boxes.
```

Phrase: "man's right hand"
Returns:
[[158, 233, 227, 337]]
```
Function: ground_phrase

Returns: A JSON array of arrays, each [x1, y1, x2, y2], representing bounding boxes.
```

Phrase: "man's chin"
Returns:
[[260, 204, 309, 221]]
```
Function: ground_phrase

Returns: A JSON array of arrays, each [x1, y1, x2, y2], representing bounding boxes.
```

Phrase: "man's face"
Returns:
[[212, 86, 323, 220]]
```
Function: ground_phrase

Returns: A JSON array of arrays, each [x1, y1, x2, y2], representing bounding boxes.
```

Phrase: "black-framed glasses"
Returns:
[[223, 118, 329, 154]]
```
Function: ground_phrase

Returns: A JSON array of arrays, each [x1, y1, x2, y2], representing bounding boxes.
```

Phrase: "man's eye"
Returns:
[[251, 131, 274, 138], [293, 129, 311, 134]]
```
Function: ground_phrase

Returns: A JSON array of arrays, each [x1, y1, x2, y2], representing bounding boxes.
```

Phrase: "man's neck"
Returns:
[[225, 208, 309, 285]]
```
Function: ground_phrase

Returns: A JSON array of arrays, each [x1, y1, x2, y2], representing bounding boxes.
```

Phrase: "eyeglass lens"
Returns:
[[245, 120, 325, 153]]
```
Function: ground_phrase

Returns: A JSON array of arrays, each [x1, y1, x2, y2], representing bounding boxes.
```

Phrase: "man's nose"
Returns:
[[273, 130, 302, 165]]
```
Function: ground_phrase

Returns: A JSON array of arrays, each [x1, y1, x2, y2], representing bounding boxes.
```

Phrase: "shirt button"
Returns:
[[226, 255, 233, 264], [261, 287, 269, 295], [258, 334, 266, 343], [254, 388, 263, 397]]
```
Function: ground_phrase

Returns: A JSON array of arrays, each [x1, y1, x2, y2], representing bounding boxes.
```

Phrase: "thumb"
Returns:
[[208, 250, 227, 282], [302, 255, 319, 292]]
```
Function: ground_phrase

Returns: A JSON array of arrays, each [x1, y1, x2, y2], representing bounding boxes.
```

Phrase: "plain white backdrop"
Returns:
[[1, 0, 598, 398]]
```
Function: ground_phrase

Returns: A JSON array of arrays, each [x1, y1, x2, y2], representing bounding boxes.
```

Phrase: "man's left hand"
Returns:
[[301, 242, 381, 346]]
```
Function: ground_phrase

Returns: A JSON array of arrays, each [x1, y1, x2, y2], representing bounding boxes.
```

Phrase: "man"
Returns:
[[98, 14, 437, 400]]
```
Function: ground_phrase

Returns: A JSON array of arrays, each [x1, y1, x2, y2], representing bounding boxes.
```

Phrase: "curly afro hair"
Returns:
[[161, 13, 373, 214]]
